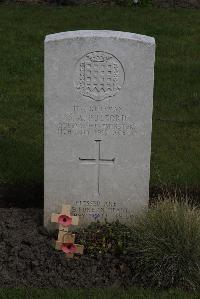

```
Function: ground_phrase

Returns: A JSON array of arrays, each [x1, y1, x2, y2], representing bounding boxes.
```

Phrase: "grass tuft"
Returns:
[[129, 200, 200, 290]]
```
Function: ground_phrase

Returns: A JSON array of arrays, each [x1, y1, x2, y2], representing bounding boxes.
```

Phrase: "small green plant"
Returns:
[[76, 220, 133, 255], [128, 200, 200, 290]]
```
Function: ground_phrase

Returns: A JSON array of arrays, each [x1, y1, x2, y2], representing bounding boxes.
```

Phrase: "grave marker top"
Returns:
[[44, 30, 155, 228]]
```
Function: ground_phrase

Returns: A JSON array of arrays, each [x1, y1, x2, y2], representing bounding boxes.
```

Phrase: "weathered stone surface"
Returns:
[[44, 30, 155, 228]]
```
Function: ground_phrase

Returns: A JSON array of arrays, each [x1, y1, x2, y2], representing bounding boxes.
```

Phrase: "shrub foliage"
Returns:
[[76, 220, 133, 255], [77, 200, 200, 290]]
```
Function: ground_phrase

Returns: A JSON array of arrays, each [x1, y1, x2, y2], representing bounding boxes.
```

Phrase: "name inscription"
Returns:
[[57, 104, 136, 137]]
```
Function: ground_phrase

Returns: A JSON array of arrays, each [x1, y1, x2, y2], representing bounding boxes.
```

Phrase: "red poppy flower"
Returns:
[[61, 243, 77, 254], [58, 214, 72, 227]]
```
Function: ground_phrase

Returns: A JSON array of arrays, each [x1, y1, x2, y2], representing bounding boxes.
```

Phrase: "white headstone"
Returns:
[[44, 30, 155, 228]]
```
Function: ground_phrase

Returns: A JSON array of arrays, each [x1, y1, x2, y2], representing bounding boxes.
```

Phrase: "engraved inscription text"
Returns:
[[57, 104, 136, 137]]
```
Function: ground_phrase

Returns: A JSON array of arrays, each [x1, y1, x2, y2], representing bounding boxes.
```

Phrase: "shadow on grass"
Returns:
[[0, 183, 200, 208]]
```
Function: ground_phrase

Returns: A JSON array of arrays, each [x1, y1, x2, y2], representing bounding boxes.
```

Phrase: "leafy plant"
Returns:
[[76, 220, 133, 255]]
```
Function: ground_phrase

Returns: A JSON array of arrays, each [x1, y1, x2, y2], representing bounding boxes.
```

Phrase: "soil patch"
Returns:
[[0, 208, 131, 288]]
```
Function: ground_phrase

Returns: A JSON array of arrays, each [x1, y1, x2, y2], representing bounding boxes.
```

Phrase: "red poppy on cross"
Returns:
[[51, 204, 84, 258], [55, 237, 84, 259], [51, 204, 79, 231]]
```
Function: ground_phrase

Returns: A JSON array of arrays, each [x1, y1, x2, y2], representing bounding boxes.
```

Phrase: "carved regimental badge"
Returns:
[[74, 51, 125, 101]]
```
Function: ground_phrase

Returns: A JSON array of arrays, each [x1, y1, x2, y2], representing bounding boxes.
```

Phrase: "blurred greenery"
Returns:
[[0, 5, 199, 188]]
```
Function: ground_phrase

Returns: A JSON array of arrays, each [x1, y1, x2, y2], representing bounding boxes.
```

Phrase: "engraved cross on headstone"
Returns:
[[79, 140, 115, 195]]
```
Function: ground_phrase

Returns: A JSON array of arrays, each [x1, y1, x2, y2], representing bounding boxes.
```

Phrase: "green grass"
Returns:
[[0, 288, 200, 299], [0, 4, 199, 187]]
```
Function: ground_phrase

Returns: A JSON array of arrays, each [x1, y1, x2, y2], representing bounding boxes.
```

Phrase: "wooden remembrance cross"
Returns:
[[79, 140, 115, 195], [51, 204, 84, 258]]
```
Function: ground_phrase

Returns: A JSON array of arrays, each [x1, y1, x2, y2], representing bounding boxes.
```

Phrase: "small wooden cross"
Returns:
[[51, 204, 79, 232], [51, 204, 84, 258]]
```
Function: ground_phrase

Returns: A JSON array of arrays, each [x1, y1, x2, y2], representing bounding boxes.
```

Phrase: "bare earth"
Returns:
[[0, 208, 131, 288]]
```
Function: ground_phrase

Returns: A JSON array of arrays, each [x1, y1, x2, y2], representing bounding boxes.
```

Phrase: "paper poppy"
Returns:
[[61, 243, 77, 254], [58, 214, 72, 227]]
